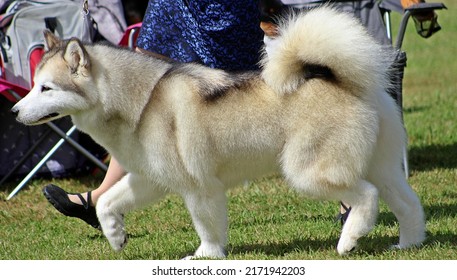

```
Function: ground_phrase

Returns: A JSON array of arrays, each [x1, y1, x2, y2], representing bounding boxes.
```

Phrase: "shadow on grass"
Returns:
[[424, 203, 457, 219], [375, 203, 457, 250], [228, 236, 339, 257], [227, 234, 409, 258], [87, 229, 153, 242], [408, 142, 457, 171], [425, 232, 457, 247], [377, 206, 456, 228]]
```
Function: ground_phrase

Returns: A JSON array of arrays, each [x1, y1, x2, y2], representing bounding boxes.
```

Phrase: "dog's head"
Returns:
[[11, 30, 98, 125]]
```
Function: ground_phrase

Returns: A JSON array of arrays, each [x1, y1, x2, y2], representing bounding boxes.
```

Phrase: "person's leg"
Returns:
[[67, 157, 126, 206]]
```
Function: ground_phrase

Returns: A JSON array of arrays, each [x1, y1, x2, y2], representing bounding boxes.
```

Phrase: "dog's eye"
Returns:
[[41, 85, 51, 92]]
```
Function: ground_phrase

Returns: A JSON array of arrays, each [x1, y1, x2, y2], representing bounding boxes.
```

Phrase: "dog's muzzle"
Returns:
[[10, 106, 19, 117]]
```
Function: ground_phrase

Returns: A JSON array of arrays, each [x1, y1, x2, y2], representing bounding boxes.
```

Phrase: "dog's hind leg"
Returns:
[[369, 168, 425, 249], [282, 170, 379, 254], [370, 90, 426, 249], [96, 173, 168, 251], [280, 143, 379, 254], [335, 180, 379, 255], [183, 188, 228, 259]]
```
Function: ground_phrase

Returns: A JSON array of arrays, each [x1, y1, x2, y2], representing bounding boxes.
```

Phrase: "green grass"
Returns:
[[1, 1, 456, 260]]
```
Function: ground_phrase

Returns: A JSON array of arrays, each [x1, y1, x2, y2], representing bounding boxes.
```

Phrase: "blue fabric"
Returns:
[[136, 0, 263, 71]]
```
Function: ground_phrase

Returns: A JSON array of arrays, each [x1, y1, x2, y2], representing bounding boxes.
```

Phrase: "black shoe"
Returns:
[[335, 202, 352, 226], [42, 184, 100, 230]]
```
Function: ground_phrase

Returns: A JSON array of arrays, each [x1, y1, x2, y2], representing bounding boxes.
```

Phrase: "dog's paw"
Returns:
[[103, 219, 128, 251], [194, 243, 227, 259], [98, 209, 127, 251], [108, 232, 128, 251], [337, 236, 358, 255], [103, 223, 128, 251]]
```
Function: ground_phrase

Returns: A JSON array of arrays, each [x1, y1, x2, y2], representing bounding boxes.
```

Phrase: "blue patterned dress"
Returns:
[[136, 0, 263, 71]]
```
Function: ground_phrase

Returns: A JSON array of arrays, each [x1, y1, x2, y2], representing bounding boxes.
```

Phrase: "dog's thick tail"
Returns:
[[261, 7, 393, 96]]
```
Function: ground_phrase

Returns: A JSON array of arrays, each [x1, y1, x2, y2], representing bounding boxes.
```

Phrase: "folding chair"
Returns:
[[381, 1, 446, 177], [118, 22, 142, 48]]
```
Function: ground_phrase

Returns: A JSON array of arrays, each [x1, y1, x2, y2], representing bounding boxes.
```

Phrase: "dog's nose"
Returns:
[[10, 106, 19, 117]]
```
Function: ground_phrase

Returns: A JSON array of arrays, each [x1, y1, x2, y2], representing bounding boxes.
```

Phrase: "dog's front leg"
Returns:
[[183, 189, 228, 259], [97, 173, 168, 251]]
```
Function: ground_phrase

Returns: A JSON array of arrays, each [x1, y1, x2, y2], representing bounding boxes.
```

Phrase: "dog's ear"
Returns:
[[63, 39, 90, 75], [43, 30, 61, 51]]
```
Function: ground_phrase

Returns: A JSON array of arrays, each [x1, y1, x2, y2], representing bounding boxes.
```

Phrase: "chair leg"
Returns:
[[6, 126, 77, 199], [44, 122, 108, 172]]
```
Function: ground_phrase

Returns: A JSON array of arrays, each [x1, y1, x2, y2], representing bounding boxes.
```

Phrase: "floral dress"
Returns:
[[136, 0, 263, 71]]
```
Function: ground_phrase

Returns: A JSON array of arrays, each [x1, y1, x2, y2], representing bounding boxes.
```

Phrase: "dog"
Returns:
[[12, 7, 425, 258]]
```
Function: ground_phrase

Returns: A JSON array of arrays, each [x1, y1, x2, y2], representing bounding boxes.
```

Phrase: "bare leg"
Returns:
[[69, 157, 126, 205]]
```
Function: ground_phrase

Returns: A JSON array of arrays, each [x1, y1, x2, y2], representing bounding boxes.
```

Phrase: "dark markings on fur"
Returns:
[[201, 84, 232, 102], [201, 72, 259, 102], [303, 63, 335, 81], [160, 62, 182, 79], [161, 63, 260, 102], [170, 117, 177, 134]]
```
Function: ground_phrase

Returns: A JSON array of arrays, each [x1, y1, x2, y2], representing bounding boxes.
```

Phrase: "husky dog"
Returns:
[[12, 7, 425, 258]]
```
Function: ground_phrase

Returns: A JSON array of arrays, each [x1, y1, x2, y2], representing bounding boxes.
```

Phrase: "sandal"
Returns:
[[42, 184, 101, 230]]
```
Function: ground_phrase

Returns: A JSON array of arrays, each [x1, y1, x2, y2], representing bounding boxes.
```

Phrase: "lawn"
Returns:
[[0, 0, 455, 261]]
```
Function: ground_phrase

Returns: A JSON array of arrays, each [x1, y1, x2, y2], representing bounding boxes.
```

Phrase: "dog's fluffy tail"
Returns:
[[261, 7, 393, 95]]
